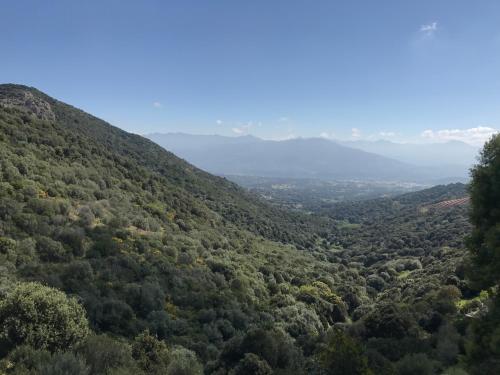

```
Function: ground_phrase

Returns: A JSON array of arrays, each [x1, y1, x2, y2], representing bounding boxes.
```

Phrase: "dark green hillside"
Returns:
[[0, 85, 485, 374], [325, 183, 470, 250], [0, 85, 347, 373], [0, 84, 328, 250]]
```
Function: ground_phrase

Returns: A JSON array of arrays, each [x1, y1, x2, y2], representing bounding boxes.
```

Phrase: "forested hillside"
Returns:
[[0, 85, 329, 251], [0, 85, 493, 374]]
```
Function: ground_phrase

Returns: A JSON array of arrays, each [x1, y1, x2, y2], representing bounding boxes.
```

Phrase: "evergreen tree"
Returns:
[[466, 134, 500, 373]]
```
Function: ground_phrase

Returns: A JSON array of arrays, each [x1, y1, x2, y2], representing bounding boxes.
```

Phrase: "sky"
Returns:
[[1, 0, 500, 145]]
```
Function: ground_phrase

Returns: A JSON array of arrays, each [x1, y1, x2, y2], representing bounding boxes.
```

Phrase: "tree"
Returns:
[[468, 133, 500, 288], [395, 353, 437, 375], [231, 353, 273, 375], [239, 328, 303, 371], [297, 281, 347, 324], [465, 134, 500, 372], [132, 330, 170, 374], [318, 328, 372, 375], [38, 352, 90, 375], [77, 334, 138, 374], [166, 346, 203, 375], [363, 303, 414, 339], [436, 323, 460, 366], [0, 282, 90, 351], [0, 236, 15, 254]]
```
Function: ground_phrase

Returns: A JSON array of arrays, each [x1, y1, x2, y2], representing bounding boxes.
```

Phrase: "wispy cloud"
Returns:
[[278, 116, 289, 122], [351, 128, 362, 138], [231, 127, 244, 135], [420, 22, 437, 37], [216, 119, 223, 125], [153, 101, 162, 108], [320, 132, 336, 140], [421, 126, 498, 146], [379, 131, 396, 138], [232, 122, 253, 135], [274, 133, 297, 141]]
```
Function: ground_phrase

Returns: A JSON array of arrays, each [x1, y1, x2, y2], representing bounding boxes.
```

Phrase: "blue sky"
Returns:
[[1, 1, 500, 145]]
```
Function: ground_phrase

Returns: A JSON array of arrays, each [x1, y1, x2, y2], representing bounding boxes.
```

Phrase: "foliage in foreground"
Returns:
[[464, 133, 500, 373]]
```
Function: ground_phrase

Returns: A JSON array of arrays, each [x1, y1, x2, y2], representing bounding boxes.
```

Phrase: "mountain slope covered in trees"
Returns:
[[0, 85, 492, 374]]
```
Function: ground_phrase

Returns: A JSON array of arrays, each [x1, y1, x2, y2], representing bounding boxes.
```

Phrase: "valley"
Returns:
[[224, 175, 427, 210], [0, 85, 494, 374]]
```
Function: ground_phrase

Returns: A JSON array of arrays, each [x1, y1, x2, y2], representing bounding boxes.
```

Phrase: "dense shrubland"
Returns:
[[0, 85, 496, 374]]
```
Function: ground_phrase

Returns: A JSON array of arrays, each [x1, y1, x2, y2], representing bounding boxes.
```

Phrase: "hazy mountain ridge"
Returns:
[[147, 133, 470, 183], [342, 139, 479, 168]]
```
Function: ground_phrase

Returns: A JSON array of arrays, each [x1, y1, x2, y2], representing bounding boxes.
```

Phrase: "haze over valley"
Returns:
[[147, 133, 474, 200]]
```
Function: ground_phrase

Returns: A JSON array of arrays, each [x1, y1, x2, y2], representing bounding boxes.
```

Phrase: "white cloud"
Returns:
[[320, 132, 336, 140], [232, 127, 244, 134], [276, 133, 297, 141], [232, 122, 253, 135], [379, 131, 396, 138], [351, 128, 362, 138], [420, 22, 437, 37], [216, 119, 223, 125], [278, 116, 289, 122], [421, 126, 498, 145], [153, 101, 162, 108]]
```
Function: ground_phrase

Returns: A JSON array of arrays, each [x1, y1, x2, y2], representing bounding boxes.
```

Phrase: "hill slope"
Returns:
[[0, 84, 350, 373], [0, 85, 329, 249]]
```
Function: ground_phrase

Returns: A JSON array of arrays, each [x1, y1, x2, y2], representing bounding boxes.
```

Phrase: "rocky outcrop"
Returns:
[[0, 88, 55, 121]]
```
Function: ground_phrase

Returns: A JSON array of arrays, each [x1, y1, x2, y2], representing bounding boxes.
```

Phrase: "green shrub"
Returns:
[[166, 346, 203, 375], [232, 353, 273, 375], [318, 328, 372, 375], [395, 353, 438, 375], [77, 334, 138, 375], [132, 330, 170, 374], [0, 282, 90, 351]]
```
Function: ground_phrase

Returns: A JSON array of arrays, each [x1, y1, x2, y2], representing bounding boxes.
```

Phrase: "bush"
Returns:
[[297, 281, 347, 323], [396, 353, 438, 375], [0, 282, 90, 351], [232, 353, 273, 375], [166, 346, 203, 375], [36, 236, 69, 262], [318, 328, 372, 375], [363, 304, 414, 339], [237, 328, 303, 372], [77, 334, 138, 374], [132, 330, 170, 374], [0, 236, 15, 254], [38, 352, 90, 375], [0, 345, 51, 374]]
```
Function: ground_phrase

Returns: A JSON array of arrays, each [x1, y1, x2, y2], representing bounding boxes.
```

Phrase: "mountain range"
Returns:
[[147, 133, 473, 183]]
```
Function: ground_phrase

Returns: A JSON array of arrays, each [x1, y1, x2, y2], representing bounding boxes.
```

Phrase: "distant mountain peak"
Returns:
[[147, 132, 468, 183]]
